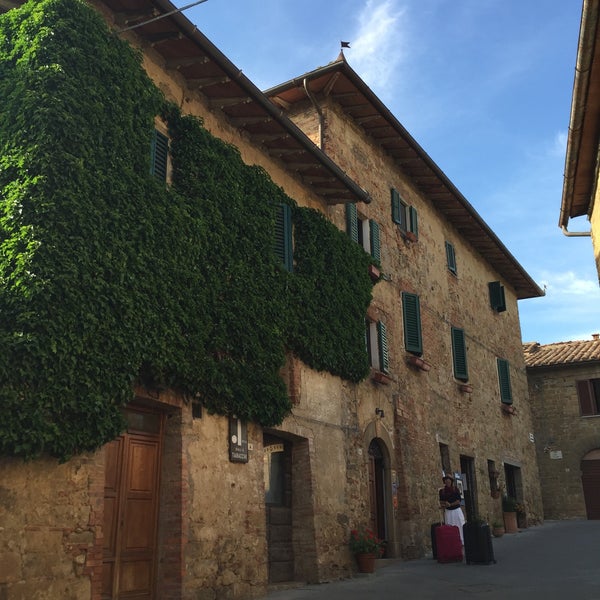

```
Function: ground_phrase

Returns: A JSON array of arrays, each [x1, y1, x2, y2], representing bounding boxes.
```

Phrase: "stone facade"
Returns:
[[525, 338, 600, 519], [273, 87, 544, 556], [0, 1, 546, 599]]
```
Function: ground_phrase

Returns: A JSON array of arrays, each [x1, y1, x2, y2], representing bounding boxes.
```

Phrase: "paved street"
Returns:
[[263, 520, 600, 600]]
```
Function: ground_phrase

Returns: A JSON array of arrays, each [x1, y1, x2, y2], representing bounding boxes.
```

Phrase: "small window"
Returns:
[[150, 129, 169, 181], [497, 358, 512, 404], [391, 188, 418, 239], [366, 320, 389, 373], [577, 379, 600, 416], [345, 204, 381, 261], [445, 241, 457, 275], [489, 281, 506, 313], [451, 327, 468, 381], [402, 292, 423, 355], [274, 203, 293, 272]]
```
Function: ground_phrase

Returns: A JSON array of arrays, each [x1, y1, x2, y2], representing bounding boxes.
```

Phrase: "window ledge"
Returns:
[[371, 369, 392, 385], [501, 403, 517, 416], [368, 264, 381, 282], [402, 231, 418, 243], [458, 383, 473, 394], [407, 355, 431, 372]]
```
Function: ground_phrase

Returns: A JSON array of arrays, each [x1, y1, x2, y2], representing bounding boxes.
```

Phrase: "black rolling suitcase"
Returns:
[[431, 522, 442, 558]]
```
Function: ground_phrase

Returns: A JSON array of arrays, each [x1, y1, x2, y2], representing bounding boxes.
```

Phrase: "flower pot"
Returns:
[[355, 552, 376, 573], [517, 513, 528, 529], [503, 511, 518, 533], [492, 526, 505, 538]]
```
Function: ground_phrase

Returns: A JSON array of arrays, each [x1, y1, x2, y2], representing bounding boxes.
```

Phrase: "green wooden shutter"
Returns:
[[377, 321, 389, 373], [369, 220, 381, 262], [445, 241, 457, 274], [488, 281, 506, 312], [275, 203, 293, 272], [150, 129, 169, 181], [409, 206, 418, 238], [451, 327, 468, 381], [346, 203, 359, 243], [497, 358, 512, 404], [391, 188, 402, 224], [402, 292, 423, 355]]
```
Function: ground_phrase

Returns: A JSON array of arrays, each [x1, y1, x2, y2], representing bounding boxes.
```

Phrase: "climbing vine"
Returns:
[[0, 0, 374, 460]]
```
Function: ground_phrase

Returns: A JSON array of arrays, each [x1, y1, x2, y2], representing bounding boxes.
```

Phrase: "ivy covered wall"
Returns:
[[0, 0, 375, 460]]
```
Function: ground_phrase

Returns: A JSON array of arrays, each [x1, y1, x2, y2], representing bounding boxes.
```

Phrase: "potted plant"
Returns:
[[349, 527, 384, 573], [502, 495, 518, 533], [491, 520, 505, 537], [515, 502, 528, 529], [463, 517, 496, 565]]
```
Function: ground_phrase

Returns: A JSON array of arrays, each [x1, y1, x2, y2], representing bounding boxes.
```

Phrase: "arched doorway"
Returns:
[[582, 449, 600, 519], [368, 439, 388, 553]]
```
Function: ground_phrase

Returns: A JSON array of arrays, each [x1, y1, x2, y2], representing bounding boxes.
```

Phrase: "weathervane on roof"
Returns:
[[341, 41, 351, 50]]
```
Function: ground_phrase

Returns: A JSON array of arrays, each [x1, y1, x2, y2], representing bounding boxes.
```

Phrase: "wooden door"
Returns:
[[368, 440, 386, 551], [103, 410, 163, 599], [582, 458, 600, 519]]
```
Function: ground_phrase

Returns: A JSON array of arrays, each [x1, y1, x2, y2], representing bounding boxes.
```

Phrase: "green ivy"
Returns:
[[0, 0, 375, 460]]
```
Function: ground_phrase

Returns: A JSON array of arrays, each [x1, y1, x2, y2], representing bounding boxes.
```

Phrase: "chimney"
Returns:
[[592, 333, 599, 341]]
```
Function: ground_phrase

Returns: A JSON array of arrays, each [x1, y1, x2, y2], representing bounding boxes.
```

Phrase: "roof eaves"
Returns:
[[266, 59, 543, 299], [140, 0, 371, 205]]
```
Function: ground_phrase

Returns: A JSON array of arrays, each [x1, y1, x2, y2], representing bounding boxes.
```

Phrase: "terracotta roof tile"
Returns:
[[523, 337, 600, 368]]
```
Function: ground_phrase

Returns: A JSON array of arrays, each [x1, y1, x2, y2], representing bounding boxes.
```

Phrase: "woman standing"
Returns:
[[439, 475, 465, 544]]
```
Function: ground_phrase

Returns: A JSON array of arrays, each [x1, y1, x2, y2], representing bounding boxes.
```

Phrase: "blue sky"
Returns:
[[177, 0, 600, 345]]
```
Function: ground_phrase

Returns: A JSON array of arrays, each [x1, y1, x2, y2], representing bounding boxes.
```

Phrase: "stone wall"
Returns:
[[528, 362, 600, 519], [286, 97, 544, 550], [0, 453, 101, 600]]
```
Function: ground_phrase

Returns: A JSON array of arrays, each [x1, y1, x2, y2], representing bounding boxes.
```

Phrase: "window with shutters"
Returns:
[[445, 241, 457, 275], [489, 281, 506, 313], [391, 187, 418, 239], [496, 358, 512, 404], [150, 128, 169, 182], [346, 204, 381, 262], [451, 327, 468, 381], [402, 292, 423, 355], [576, 379, 600, 416], [366, 319, 389, 373], [274, 203, 293, 272]]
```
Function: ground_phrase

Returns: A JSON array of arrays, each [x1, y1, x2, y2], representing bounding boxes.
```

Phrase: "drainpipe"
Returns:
[[561, 225, 591, 237], [303, 78, 324, 149]]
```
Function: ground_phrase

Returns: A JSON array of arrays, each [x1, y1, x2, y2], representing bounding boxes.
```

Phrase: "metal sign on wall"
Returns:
[[229, 416, 248, 463]]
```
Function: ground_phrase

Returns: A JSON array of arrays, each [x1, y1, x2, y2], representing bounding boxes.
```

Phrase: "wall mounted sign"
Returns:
[[229, 416, 248, 463]]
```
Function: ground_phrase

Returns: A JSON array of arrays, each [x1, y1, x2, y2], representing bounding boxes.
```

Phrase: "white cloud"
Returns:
[[350, 0, 409, 94], [538, 271, 600, 297]]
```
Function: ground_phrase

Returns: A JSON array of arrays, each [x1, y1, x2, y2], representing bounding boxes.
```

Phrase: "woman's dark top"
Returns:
[[439, 486, 461, 510]]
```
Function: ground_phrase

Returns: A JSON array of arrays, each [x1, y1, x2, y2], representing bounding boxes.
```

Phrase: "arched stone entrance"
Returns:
[[363, 421, 397, 557]]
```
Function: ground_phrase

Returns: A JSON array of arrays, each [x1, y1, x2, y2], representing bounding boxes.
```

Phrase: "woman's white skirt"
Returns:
[[444, 508, 465, 544]]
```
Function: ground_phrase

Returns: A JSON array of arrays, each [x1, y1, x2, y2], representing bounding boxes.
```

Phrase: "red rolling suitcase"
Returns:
[[435, 524, 463, 563]]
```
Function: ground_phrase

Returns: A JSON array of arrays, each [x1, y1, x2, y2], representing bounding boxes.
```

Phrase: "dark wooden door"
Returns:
[[103, 410, 163, 599], [582, 458, 600, 519], [368, 440, 386, 550]]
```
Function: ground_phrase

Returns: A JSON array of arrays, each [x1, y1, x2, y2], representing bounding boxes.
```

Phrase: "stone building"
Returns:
[[266, 53, 546, 544], [524, 336, 600, 519], [0, 1, 544, 599], [560, 0, 600, 280]]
